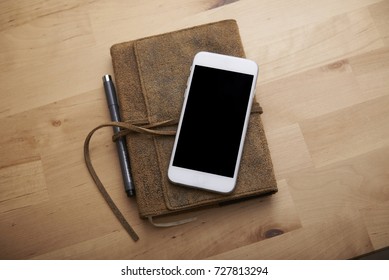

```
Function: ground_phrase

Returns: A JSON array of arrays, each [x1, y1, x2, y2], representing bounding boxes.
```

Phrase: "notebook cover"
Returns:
[[110, 20, 277, 218]]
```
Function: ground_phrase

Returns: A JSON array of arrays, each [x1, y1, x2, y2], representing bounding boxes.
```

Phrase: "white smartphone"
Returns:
[[168, 51, 258, 193]]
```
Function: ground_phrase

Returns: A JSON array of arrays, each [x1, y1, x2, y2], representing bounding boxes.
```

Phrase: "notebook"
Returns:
[[85, 20, 277, 241]]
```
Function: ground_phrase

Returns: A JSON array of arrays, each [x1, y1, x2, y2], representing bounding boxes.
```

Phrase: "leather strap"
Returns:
[[83, 120, 177, 241]]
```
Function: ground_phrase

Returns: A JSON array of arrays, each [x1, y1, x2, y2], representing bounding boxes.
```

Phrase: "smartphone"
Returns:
[[168, 51, 258, 193]]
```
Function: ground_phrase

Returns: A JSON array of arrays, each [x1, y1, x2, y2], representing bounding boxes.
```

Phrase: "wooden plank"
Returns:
[[361, 201, 389, 250], [287, 146, 389, 226], [0, 183, 131, 259], [265, 124, 313, 179], [0, 0, 91, 31], [154, 0, 384, 82], [251, 8, 383, 83], [350, 47, 389, 99], [0, 159, 48, 214], [259, 60, 362, 130], [300, 94, 389, 167], [0, 7, 94, 73], [159, 0, 383, 37], [209, 213, 373, 259], [87, 0, 225, 44], [369, 0, 389, 46], [0, 90, 128, 259], [31, 180, 301, 259]]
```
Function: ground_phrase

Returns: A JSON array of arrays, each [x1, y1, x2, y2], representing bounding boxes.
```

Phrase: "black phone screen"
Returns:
[[172, 65, 254, 177]]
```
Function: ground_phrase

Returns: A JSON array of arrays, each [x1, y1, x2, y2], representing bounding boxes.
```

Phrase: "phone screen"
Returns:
[[172, 65, 254, 178]]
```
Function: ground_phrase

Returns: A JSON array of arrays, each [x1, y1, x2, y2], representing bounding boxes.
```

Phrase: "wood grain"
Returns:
[[361, 201, 389, 249], [0, 159, 48, 214], [0, 0, 388, 259]]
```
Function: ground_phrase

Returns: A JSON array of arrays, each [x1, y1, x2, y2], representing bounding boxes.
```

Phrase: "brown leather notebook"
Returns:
[[109, 20, 277, 219]]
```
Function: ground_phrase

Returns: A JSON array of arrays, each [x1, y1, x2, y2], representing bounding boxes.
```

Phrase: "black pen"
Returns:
[[102, 74, 135, 197]]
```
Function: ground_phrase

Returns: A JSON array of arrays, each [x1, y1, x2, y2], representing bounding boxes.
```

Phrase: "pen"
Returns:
[[102, 74, 135, 197]]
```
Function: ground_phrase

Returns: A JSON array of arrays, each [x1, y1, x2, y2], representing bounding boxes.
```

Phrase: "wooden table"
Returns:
[[1, 0, 388, 259]]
